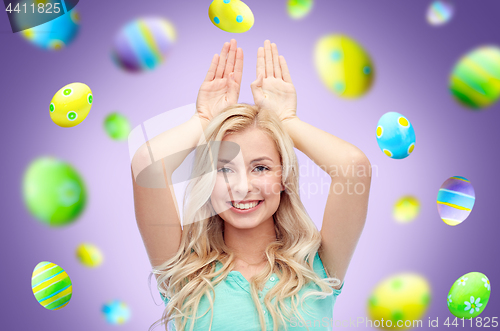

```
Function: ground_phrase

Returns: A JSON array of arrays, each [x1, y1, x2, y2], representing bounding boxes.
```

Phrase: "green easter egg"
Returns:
[[448, 272, 491, 318], [22, 157, 87, 227], [32, 261, 72, 310], [104, 112, 131, 140]]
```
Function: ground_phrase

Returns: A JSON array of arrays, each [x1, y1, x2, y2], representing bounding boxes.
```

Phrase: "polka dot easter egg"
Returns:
[[32, 262, 72, 310], [50, 83, 92, 127], [209, 0, 254, 33], [450, 46, 500, 110], [368, 273, 431, 329], [376, 112, 416, 159], [17, 8, 80, 50], [287, 0, 313, 20], [427, 1, 454, 26], [437, 176, 475, 226], [22, 156, 87, 227], [393, 195, 420, 223], [76, 243, 104, 268], [102, 300, 131, 325], [111, 17, 177, 72], [448, 272, 491, 318], [314, 34, 374, 98]]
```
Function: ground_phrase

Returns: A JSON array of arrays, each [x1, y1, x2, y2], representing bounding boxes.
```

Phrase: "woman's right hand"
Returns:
[[196, 39, 244, 122]]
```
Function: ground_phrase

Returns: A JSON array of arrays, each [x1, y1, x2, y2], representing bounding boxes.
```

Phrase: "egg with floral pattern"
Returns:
[[448, 272, 491, 318]]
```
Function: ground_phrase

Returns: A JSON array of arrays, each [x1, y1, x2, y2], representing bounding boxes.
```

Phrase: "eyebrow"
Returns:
[[218, 156, 274, 164]]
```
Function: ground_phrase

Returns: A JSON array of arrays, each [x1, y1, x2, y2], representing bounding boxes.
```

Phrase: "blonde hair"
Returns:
[[149, 104, 341, 331]]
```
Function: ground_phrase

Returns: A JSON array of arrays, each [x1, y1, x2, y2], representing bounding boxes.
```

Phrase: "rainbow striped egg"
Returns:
[[111, 17, 176, 72], [376, 112, 416, 159], [32, 262, 72, 310], [427, 1, 454, 26], [437, 176, 475, 226]]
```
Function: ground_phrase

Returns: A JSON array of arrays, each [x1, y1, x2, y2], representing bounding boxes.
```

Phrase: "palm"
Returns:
[[196, 40, 243, 122], [251, 40, 298, 122]]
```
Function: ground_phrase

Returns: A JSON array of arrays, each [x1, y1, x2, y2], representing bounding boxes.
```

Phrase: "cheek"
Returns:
[[257, 176, 283, 197]]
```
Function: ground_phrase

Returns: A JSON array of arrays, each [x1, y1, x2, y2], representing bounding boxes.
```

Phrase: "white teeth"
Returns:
[[232, 201, 259, 210]]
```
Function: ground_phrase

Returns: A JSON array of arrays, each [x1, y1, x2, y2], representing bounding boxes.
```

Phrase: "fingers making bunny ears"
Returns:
[[204, 39, 244, 85], [256, 40, 293, 83]]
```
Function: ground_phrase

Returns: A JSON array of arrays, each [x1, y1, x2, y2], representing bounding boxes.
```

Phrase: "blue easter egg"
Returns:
[[18, 9, 80, 50], [376, 112, 416, 159]]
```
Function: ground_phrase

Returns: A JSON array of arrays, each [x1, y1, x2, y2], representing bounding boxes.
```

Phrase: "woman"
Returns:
[[131, 39, 371, 331]]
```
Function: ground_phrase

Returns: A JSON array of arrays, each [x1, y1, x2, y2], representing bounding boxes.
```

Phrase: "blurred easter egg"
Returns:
[[427, 1, 454, 26], [209, 0, 254, 33], [450, 46, 500, 109], [23, 156, 87, 227], [76, 243, 104, 268], [102, 300, 131, 325], [314, 34, 374, 98], [111, 17, 177, 72], [287, 0, 313, 19], [376, 112, 416, 159], [448, 272, 491, 318], [393, 196, 420, 223], [368, 273, 431, 329], [437, 176, 475, 226], [50, 82, 92, 127], [32, 261, 72, 310], [104, 112, 131, 140], [17, 8, 80, 50]]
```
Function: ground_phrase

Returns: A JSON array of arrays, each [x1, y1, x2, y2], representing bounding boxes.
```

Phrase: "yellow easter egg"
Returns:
[[393, 195, 421, 223], [32, 261, 73, 310], [50, 82, 93, 127], [367, 273, 431, 329], [76, 243, 104, 268], [208, 0, 254, 33], [314, 34, 374, 98]]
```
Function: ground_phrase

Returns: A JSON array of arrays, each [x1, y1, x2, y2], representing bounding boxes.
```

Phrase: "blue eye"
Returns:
[[217, 167, 231, 173], [254, 166, 269, 172]]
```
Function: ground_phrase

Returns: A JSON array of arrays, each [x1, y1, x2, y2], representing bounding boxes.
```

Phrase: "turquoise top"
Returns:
[[160, 252, 343, 331]]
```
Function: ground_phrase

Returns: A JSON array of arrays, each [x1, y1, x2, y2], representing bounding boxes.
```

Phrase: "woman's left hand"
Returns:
[[250, 40, 297, 122]]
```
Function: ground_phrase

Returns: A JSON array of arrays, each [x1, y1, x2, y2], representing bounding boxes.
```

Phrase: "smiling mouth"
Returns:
[[227, 200, 263, 210]]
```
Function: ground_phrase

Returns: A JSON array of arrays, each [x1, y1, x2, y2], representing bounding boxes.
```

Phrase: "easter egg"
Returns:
[[427, 1, 454, 26], [111, 17, 177, 72], [368, 273, 431, 329], [104, 112, 131, 141], [50, 82, 93, 128], [287, 0, 313, 19], [32, 262, 72, 310], [102, 300, 131, 325], [448, 272, 491, 318], [437, 176, 475, 226], [314, 34, 374, 98], [376, 112, 416, 159], [76, 243, 104, 268], [23, 156, 87, 227], [17, 8, 80, 50], [209, 0, 254, 33], [393, 196, 420, 223], [450, 46, 500, 109]]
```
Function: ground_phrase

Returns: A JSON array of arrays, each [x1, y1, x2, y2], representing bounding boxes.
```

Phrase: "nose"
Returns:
[[224, 171, 255, 201]]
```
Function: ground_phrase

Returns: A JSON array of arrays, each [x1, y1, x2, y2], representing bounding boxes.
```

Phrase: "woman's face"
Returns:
[[210, 127, 283, 229]]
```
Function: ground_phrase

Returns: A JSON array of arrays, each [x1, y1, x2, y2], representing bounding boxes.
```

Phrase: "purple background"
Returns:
[[1, 0, 499, 329]]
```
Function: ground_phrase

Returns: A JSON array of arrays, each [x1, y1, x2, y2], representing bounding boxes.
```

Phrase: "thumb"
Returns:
[[250, 74, 263, 90]]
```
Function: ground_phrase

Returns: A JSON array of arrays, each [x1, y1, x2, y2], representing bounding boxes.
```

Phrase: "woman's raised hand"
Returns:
[[196, 39, 243, 122], [250, 40, 297, 122]]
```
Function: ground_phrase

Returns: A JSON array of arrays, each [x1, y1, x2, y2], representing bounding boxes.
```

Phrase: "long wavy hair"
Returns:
[[149, 104, 341, 331]]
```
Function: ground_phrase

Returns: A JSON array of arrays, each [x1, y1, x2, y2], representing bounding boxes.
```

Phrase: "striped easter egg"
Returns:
[[437, 176, 475, 226], [450, 46, 500, 109], [76, 243, 104, 268], [32, 262, 72, 310], [111, 17, 176, 72]]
